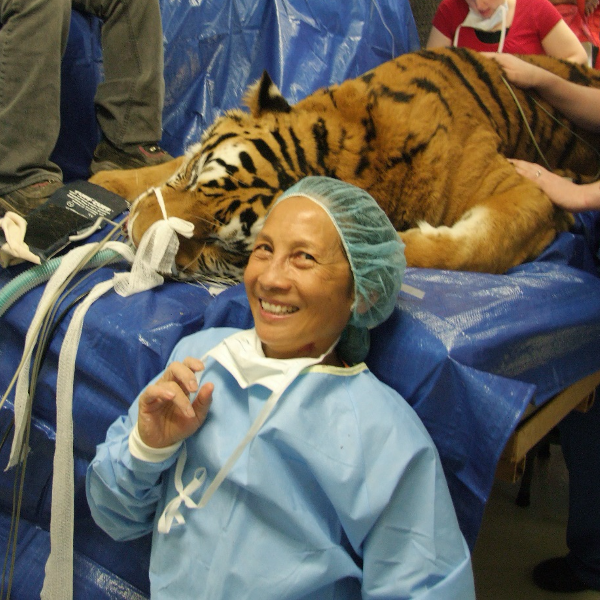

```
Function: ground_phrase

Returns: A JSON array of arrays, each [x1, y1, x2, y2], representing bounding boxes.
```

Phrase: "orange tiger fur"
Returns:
[[90, 47, 600, 280]]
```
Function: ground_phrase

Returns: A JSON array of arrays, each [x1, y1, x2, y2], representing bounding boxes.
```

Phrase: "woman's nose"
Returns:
[[257, 257, 291, 290]]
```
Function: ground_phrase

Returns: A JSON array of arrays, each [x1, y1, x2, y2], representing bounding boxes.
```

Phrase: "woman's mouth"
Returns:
[[260, 299, 298, 315]]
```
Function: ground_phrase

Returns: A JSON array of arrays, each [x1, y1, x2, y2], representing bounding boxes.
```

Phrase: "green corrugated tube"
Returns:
[[0, 249, 125, 317]]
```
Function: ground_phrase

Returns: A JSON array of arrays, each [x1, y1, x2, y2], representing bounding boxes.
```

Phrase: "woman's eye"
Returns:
[[252, 243, 272, 255], [295, 252, 316, 263]]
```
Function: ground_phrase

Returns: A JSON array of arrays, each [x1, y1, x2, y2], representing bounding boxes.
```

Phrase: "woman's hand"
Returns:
[[137, 357, 214, 449], [508, 158, 599, 212], [482, 52, 546, 88]]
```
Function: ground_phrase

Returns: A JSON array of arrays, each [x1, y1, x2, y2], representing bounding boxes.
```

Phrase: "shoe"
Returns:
[[0, 180, 63, 218], [533, 556, 594, 593], [90, 139, 173, 174]]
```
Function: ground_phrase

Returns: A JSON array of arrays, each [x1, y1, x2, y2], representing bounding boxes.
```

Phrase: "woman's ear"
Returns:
[[355, 291, 379, 315]]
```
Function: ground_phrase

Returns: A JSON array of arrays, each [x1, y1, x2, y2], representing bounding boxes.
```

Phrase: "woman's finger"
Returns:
[[141, 382, 195, 418], [191, 382, 214, 424], [161, 360, 202, 394], [507, 158, 546, 182], [181, 356, 205, 372]]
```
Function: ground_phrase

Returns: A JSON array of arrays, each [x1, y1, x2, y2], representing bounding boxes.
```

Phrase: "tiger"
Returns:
[[90, 47, 600, 282]]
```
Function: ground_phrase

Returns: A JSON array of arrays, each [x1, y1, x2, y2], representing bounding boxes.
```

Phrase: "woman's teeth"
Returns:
[[261, 300, 298, 314]]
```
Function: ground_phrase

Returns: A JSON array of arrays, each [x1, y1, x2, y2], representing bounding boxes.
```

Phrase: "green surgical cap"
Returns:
[[272, 176, 406, 363]]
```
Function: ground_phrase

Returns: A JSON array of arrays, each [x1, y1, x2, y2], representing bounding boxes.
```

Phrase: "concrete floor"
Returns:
[[473, 443, 600, 599]]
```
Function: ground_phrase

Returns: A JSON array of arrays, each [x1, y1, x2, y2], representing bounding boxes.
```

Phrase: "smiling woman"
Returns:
[[86, 176, 476, 600], [244, 195, 354, 362]]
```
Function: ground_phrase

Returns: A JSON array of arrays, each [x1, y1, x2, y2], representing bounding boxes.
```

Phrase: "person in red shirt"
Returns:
[[427, 0, 588, 62], [549, 0, 600, 67]]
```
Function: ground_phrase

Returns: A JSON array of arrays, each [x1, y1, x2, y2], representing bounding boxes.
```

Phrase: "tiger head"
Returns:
[[128, 73, 309, 284]]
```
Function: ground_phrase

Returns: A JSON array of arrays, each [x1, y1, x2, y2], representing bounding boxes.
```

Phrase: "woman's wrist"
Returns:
[[129, 422, 183, 463]]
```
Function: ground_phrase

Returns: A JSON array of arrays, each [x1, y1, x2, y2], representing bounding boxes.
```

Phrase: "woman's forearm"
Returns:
[[529, 69, 600, 132]]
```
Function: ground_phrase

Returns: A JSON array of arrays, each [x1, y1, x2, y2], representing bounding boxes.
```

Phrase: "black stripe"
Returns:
[[461, 50, 511, 133], [327, 88, 338, 109], [239, 207, 260, 236], [386, 125, 447, 168], [362, 112, 377, 144], [567, 62, 592, 86], [215, 158, 239, 176], [215, 200, 241, 223], [411, 77, 452, 117], [312, 118, 333, 174], [239, 151, 257, 174], [289, 128, 309, 174], [378, 84, 414, 104], [185, 155, 203, 189], [250, 138, 297, 189], [204, 132, 238, 154], [249, 177, 273, 189], [203, 178, 237, 191], [271, 129, 295, 171], [419, 49, 495, 126], [557, 134, 580, 166], [361, 72, 375, 85], [355, 155, 370, 177]]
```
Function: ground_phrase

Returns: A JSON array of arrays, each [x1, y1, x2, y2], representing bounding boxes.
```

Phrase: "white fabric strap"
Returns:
[[8, 243, 102, 469], [113, 188, 194, 297], [154, 186, 195, 239], [157, 381, 300, 535], [7, 242, 133, 469], [158, 444, 207, 533], [196, 385, 282, 503], [7, 201, 186, 594], [38, 205, 188, 593], [41, 278, 114, 600], [0, 211, 41, 267], [453, 2, 507, 52]]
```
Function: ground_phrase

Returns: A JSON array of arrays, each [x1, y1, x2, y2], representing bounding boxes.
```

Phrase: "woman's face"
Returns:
[[244, 196, 354, 360], [465, 0, 504, 18]]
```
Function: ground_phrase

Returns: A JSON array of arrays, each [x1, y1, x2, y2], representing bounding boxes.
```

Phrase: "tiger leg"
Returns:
[[399, 182, 574, 274], [88, 156, 185, 201]]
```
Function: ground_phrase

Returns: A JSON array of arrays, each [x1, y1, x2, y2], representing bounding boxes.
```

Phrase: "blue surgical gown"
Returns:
[[86, 327, 476, 599]]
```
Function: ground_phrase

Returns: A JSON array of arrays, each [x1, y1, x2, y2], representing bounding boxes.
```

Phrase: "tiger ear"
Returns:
[[243, 71, 292, 118]]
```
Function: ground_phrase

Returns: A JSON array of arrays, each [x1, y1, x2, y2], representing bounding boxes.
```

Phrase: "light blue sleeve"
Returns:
[[85, 401, 181, 541], [361, 442, 476, 599], [86, 327, 239, 542]]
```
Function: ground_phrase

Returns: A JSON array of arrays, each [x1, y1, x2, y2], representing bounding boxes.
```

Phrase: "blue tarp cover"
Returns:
[[2, 1, 600, 598], [1, 213, 599, 597]]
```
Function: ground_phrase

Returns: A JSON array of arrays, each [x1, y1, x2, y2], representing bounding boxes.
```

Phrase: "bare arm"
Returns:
[[484, 53, 600, 131], [486, 53, 600, 211], [508, 159, 600, 211], [426, 26, 452, 49], [541, 20, 589, 63]]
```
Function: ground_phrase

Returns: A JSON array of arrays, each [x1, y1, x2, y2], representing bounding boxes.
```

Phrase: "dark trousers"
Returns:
[[561, 392, 600, 590], [0, 0, 165, 193]]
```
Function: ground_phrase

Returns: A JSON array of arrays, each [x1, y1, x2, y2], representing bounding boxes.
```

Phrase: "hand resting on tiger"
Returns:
[[89, 47, 600, 282]]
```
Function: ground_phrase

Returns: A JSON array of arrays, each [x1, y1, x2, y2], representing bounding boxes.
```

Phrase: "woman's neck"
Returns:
[[321, 350, 345, 367]]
